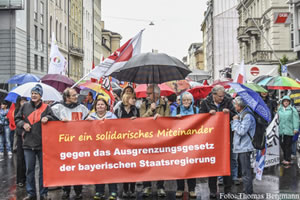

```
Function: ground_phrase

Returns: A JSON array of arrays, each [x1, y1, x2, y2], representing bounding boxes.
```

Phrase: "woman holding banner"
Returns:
[[86, 97, 118, 200], [114, 93, 139, 198], [171, 91, 199, 198]]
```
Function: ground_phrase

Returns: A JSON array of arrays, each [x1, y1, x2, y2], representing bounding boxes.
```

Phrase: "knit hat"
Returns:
[[31, 84, 43, 97]]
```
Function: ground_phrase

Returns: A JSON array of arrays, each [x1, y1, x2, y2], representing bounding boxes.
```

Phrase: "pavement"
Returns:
[[0, 152, 299, 200]]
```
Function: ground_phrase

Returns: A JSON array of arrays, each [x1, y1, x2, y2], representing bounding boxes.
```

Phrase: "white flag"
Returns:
[[48, 33, 66, 75], [87, 30, 143, 80], [234, 60, 246, 84]]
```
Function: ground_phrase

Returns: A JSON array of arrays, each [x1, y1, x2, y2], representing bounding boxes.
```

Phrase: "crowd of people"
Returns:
[[0, 82, 299, 200]]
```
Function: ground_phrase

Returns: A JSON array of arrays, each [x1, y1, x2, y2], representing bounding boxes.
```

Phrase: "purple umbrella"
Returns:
[[41, 74, 78, 92]]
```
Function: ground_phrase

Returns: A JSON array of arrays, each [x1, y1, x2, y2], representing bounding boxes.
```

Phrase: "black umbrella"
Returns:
[[111, 52, 191, 84], [187, 69, 211, 82]]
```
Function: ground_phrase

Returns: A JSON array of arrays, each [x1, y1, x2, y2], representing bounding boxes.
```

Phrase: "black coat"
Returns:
[[199, 93, 237, 120], [15, 101, 55, 150]]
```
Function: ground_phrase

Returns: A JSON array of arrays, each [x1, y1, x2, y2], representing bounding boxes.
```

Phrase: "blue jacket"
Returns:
[[231, 107, 256, 153], [0, 109, 9, 126], [171, 92, 199, 116], [278, 95, 299, 136]]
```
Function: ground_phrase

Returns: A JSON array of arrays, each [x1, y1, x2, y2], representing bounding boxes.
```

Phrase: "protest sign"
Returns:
[[43, 112, 230, 186]]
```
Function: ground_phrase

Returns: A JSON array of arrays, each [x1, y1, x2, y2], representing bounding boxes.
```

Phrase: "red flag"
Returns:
[[88, 30, 143, 79], [203, 80, 208, 86]]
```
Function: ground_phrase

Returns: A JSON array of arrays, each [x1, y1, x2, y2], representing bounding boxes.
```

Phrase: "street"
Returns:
[[0, 152, 299, 200]]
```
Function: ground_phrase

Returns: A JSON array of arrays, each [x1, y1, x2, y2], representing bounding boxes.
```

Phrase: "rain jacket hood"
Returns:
[[278, 95, 299, 136], [171, 91, 199, 116]]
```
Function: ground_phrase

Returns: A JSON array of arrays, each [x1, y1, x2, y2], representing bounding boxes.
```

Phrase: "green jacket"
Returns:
[[278, 96, 299, 136]]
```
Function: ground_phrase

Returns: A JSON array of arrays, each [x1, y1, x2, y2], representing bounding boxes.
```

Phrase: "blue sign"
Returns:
[[281, 65, 287, 73]]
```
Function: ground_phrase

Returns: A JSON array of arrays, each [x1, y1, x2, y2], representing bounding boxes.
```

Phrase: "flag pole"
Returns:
[[71, 73, 91, 88], [72, 29, 144, 89]]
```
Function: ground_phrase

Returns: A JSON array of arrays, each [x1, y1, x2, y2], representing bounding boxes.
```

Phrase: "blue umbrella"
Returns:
[[4, 92, 20, 103], [229, 83, 271, 123], [7, 73, 40, 85]]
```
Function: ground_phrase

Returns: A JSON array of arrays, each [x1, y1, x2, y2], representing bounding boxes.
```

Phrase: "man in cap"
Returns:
[[15, 84, 55, 200]]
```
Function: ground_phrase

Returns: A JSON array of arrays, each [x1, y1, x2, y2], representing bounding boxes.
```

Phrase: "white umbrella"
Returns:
[[9, 82, 62, 102]]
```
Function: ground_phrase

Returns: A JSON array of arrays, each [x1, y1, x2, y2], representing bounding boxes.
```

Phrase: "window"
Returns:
[[34, 0, 38, 20], [64, 0, 66, 13], [34, 55, 38, 70], [56, 20, 58, 40], [41, 57, 44, 72], [41, 28, 44, 51], [40, 2, 44, 24], [50, 16, 52, 38], [60, 23, 62, 42], [34, 26, 38, 49], [65, 26, 67, 45]]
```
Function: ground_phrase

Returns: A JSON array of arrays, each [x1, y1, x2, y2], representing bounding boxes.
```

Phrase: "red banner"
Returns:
[[42, 112, 230, 186]]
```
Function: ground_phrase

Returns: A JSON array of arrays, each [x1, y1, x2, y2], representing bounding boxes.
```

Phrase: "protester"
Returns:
[[15, 84, 55, 200], [114, 93, 139, 198], [167, 93, 178, 113], [171, 91, 198, 198], [278, 95, 299, 166], [51, 88, 89, 199], [199, 85, 236, 198], [140, 84, 170, 197], [86, 98, 118, 200], [0, 101, 11, 157], [14, 96, 28, 188], [113, 86, 134, 112], [260, 91, 277, 119], [112, 88, 122, 106], [84, 91, 94, 110], [231, 96, 256, 194]]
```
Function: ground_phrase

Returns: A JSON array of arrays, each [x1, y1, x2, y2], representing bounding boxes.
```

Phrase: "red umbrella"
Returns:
[[135, 83, 175, 98], [187, 85, 213, 100], [212, 78, 233, 89]]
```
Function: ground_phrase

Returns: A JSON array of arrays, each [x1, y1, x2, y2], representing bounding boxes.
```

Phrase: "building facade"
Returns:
[[100, 22, 121, 58], [187, 43, 204, 70], [48, 0, 69, 74], [83, 0, 93, 76], [0, 0, 47, 90], [68, 0, 83, 81], [237, 0, 296, 66], [94, 0, 102, 65], [202, 0, 240, 80]]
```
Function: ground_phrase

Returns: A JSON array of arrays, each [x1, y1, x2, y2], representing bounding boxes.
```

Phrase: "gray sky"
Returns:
[[102, 0, 207, 60]]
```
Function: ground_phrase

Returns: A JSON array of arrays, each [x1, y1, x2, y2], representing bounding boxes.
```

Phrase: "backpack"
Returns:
[[176, 106, 197, 115], [241, 109, 268, 150]]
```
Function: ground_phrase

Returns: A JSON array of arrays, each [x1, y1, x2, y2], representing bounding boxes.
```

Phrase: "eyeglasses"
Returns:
[[146, 92, 153, 95]]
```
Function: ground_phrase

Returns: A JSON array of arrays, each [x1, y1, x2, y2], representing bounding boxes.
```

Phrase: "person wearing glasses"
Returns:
[[139, 84, 170, 198], [199, 85, 237, 199], [51, 88, 89, 199]]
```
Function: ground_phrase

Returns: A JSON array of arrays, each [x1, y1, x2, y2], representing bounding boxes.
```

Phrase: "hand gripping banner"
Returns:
[[42, 112, 230, 186]]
